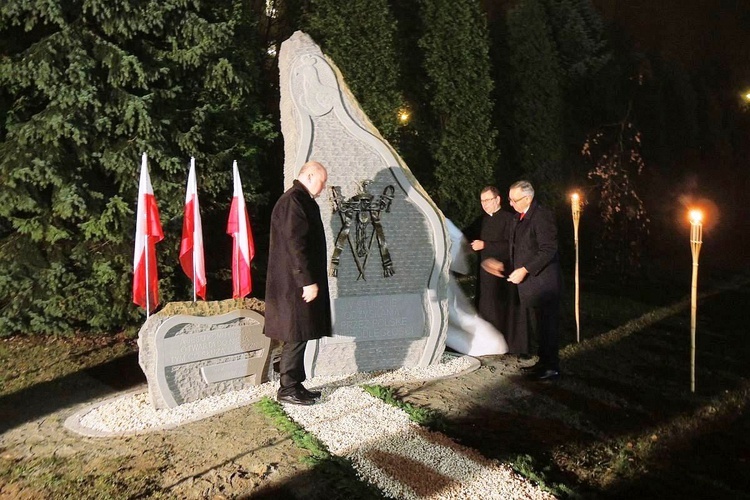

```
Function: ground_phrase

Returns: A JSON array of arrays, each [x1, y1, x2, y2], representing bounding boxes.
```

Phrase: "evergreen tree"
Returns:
[[488, 9, 519, 190], [302, 0, 403, 142], [418, 0, 498, 226], [388, 0, 434, 191], [506, 0, 565, 200], [541, 0, 612, 179], [0, 0, 274, 335], [638, 56, 699, 170], [542, 0, 610, 85]]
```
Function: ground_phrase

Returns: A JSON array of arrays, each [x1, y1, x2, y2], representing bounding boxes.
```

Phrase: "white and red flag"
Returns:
[[179, 157, 207, 300], [226, 160, 255, 299], [132, 153, 164, 314]]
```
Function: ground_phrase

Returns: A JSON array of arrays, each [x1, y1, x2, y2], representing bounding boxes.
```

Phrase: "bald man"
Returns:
[[264, 161, 332, 405]]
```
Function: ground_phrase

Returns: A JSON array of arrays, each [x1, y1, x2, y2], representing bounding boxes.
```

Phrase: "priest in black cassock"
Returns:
[[464, 186, 528, 355]]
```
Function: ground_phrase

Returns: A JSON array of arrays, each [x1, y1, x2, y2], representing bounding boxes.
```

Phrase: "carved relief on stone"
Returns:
[[330, 181, 396, 280], [296, 55, 337, 117]]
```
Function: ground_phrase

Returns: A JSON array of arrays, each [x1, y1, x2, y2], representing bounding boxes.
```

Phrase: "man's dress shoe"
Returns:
[[277, 390, 316, 405], [297, 385, 321, 399], [534, 369, 560, 381]]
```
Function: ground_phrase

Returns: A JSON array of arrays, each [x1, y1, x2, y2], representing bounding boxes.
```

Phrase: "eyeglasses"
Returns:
[[509, 195, 528, 204], [480, 196, 498, 203]]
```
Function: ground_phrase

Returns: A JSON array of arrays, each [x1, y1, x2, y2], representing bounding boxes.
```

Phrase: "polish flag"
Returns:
[[132, 153, 164, 313], [179, 157, 207, 300], [226, 161, 255, 299]]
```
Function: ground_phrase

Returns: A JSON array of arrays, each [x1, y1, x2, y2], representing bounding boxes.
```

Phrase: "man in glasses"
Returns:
[[464, 186, 525, 355], [504, 180, 562, 380]]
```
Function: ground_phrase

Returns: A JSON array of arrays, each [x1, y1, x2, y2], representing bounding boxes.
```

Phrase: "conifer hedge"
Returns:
[[0, 0, 274, 334], [418, 0, 498, 227]]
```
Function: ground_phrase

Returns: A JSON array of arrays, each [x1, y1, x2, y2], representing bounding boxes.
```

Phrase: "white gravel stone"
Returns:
[[67, 354, 552, 499], [68, 353, 475, 437], [283, 385, 554, 500]]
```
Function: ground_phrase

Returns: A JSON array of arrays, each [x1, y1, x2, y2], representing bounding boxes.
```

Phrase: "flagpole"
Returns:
[[233, 160, 239, 299], [143, 152, 151, 319], [145, 234, 151, 318], [228, 159, 253, 300], [234, 239, 239, 299], [191, 157, 197, 302]]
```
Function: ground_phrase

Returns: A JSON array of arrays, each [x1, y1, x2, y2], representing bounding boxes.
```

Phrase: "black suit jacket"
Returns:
[[510, 199, 562, 307]]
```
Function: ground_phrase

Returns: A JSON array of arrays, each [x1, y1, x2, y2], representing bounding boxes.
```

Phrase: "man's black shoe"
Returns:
[[277, 390, 316, 405], [534, 369, 560, 381], [297, 385, 321, 399]]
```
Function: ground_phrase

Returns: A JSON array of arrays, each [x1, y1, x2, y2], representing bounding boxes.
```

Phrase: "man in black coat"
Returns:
[[464, 186, 525, 353], [506, 180, 562, 380], [265, 161, 332, 404]]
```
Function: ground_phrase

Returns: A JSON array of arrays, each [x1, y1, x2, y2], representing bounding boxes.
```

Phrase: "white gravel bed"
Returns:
[[66, 353, 477, 437], [71, 384, 278, 436], [283, 384, 554, 499], [67, 353, 552, 498]]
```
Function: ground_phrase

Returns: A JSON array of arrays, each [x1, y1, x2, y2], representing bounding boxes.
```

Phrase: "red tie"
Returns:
[[519, 212, 526, 220]]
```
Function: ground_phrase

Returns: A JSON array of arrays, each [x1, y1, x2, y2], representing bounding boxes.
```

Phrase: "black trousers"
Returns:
[[529, 298, 560, 371], [278, 340, 307, 396]]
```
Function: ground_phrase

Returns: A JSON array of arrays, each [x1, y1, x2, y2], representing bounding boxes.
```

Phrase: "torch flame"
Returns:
[[689, 209, 703, 224]]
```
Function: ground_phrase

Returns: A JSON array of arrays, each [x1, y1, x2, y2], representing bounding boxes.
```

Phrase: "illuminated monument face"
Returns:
[[279, 31, 450, 377]]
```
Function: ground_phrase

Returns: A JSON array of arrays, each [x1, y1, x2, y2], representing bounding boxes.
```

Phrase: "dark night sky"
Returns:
[[593, 0, 750, 90], [590, 1, 750, 266], [484, 0, 750, 92]]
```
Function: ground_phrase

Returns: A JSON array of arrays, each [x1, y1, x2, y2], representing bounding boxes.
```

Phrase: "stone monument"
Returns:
[[137, 301, 270, 409], [278, 31, 451, 377]]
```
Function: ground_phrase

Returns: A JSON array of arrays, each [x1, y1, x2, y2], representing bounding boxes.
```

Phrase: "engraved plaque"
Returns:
[[138, 309, 270, 409]]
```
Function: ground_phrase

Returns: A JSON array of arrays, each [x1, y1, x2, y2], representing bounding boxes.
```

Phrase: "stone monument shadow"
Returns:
[[312, 169, 441, 377], [0, 352, 145, 435], [319, 167, 431, 375]]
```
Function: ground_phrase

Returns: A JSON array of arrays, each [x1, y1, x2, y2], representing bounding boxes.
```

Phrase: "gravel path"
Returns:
[[64, 354, 553, 499], [284, 384, 553, 499]]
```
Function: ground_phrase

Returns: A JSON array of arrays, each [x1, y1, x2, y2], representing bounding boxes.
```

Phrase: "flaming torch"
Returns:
[[689, 209, 703, 393], [571, 193, 582, 342]]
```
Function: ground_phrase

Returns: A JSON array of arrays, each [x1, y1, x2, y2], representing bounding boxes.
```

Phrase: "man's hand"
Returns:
[[481, 258, 505, 277], [470, 240, 485, 251], [302, 283, 319, 303], [507, 267, 529, 284]]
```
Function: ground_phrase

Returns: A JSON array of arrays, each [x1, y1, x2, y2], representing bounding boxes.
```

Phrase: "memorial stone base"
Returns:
[[137, 300, 270, 409]]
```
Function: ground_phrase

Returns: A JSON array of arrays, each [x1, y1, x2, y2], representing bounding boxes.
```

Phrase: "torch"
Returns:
[[689, 209, 703, 393], [571, 193, 581, 342]]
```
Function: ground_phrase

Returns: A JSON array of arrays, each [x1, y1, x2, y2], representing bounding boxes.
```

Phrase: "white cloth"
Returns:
[[444, 219, 508, 356], [445, 218, 472, 275]]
